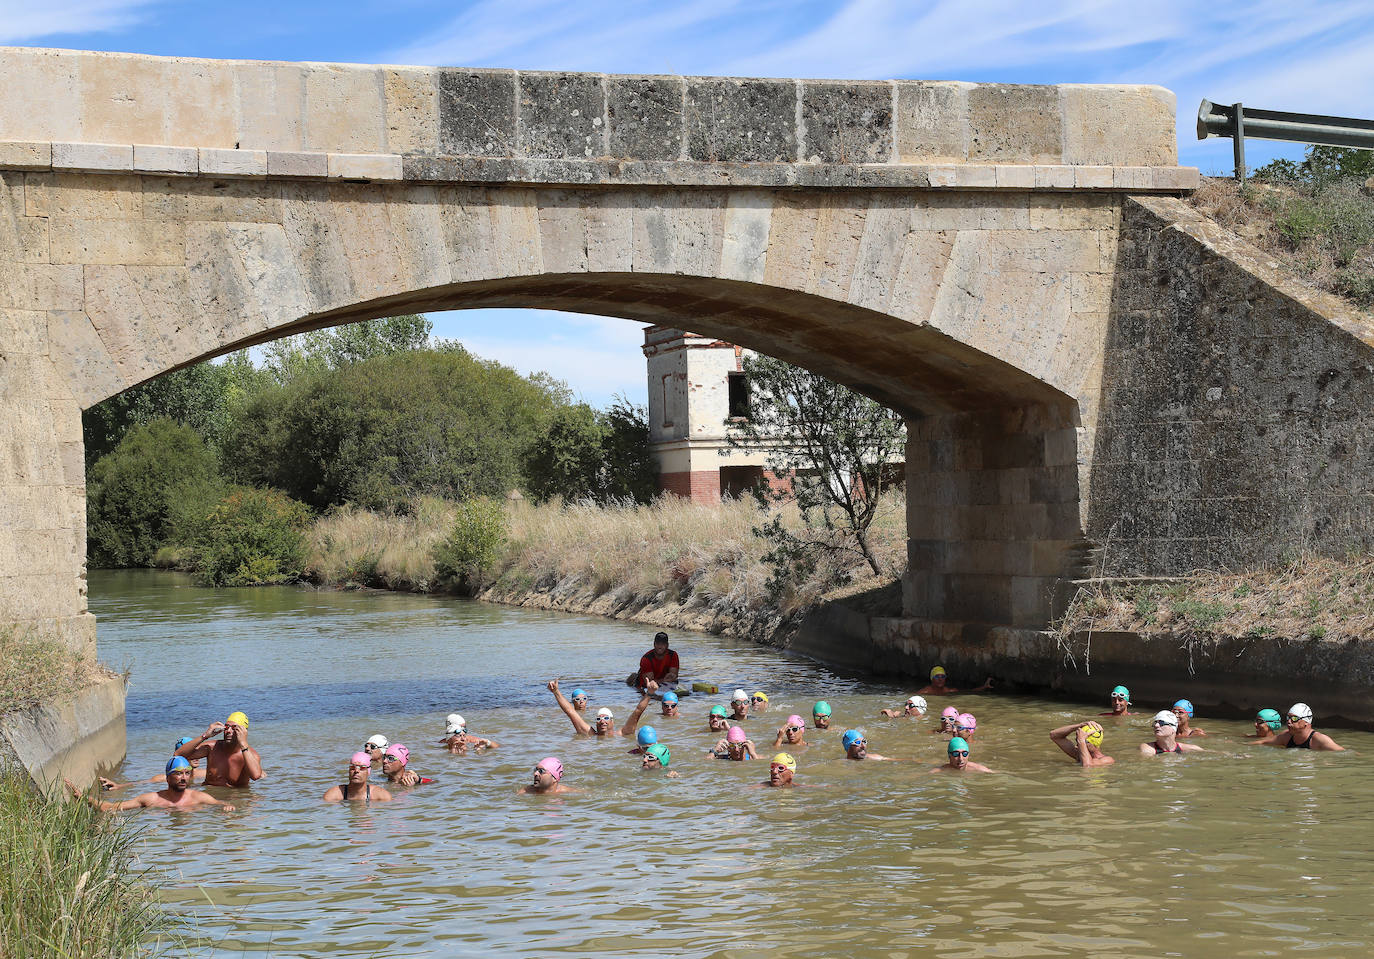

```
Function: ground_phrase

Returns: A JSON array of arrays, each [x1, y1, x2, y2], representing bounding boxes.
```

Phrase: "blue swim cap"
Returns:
[[948, 736, 970, 755], [841, 729, 864, 751], [165, 756, 192, 774], [1173, 699, 1194, 717], [571, 688, 587, 699], [662, 691, 679, 705], [174, 736, 194, 750], [636, 725, 658, 747]]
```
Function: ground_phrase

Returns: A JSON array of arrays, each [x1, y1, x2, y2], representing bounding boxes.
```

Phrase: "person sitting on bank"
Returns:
[[549, 678, 654, 738], [324, 752, 393, 803], [1049, 721, 1115, 767], [709, 725, 757, 760], [933, 737, 993, 773], [1100, 686, 1133, 717], [812, 701, 832, 730], [1249, 708, 1285, 744], [175, 711, 264, 787], [380, 744, 435, 787], [627, 631, 679, 690], [917, 666, 993, 696], [1263, 703, 1345, 751], [880, 695, 928, 719], [708, 705, 731, 733], [730, 690, 750, 721], [773, 715, 808, 748], [841, 729, 894, 761], [440, 714, 499, 754], [1141, 710, 1205, 756], [69, 757, 235, 813], [101, 737, 207, 790], [520, 757, 574, 795], [1172, 700, 1207, 737]]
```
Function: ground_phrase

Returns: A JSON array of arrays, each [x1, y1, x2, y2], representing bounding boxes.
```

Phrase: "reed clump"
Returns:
[[0, 770, 177, 957]]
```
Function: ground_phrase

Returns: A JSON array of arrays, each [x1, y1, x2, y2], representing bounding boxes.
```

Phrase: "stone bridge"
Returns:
[[3, 47, 1373, 666]]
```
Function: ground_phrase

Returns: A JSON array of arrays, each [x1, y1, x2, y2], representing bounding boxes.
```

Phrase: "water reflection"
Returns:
[[90, 570, 1371, 958]]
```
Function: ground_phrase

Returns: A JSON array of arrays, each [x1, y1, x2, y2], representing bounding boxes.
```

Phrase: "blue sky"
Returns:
[[9, 0, 1373, 405]]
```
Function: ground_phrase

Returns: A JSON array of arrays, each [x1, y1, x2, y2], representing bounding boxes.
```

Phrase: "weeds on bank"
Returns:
[[0, 770, 177, 957], [0, 628, 104, 718]]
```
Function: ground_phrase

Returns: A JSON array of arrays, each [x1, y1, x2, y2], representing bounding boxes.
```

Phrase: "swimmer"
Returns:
[[880, 695, 928, 719], [710, 725, 758, 760], [1263, 703, 1344, 751], [773, 715, 808, 748], [761, 752, 798, 787], [381, 744, 435, 787], [1049, 721, 1115, 767], [631, 725, 659, 755], [954, 713, 978, 741], [440, 714, 499, 754], [627, 631, 679, 690], [548, 678, 653, 738], [323, 752, 393, 802], [659, 691, 681, 717], [570, 688, 590, 712], [1248, 708, 1284, 743], [933, 737, 993, 773], [641, 743, 680, 778], [917, 665, 993, 696], [100, 737, 207, 790], [750, 691, 770, 713], [519, 757, 574, 795], [362, 734, 389, 765], [1172, 699, 1206, 737], [175, 711, 263, 788], [1140, 710, 1205, 756], [730, 689, 750, 721], [708, 705, 731, 732], [67, 757, 235, 812], [812, 701, 832, 730], [931, 706, 960, 736], [1100, 685, 1133, 717], [841, 729, 894, 761]]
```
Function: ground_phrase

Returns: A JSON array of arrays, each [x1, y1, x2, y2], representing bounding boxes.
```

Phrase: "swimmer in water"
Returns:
[[730, 689, 750, 721], [323, 752, 393, 803], [631, 725, 659, 755], [100, 737, 207, 790], [710, 725, 757, 760], [67, 757, 236, 812], [520, 757, 574, 794], [1141, 710, 1205, 756], [954, 713, 978, 742], [1248, 708, 1284, 744], [842, 729, 892, 760], [761, 752, 798, 787], [750, 691, 769, 713], [880, 695, 928, 719], [659, 691, 681, 718], [708, 705, 731, 733], [362, 734, 389, 766], [773, 715, 808, 748], [933, 737, 993, 773], [932, 706, 960, 736], [1100, 685, 1133, 717], [440, 714, 499, 754], [381, 744, 435, 787], [641, 743, 680, 778], [812, 701, 832, 730], [917, 665, 993, 696], [1171, 700, 1206, 737], [1262, 703, 1344, 751], [1049, 721, 1115, 767], [570, 688, 590, 712], [549, 678, 654, 738], [175, 711, 264, 788]]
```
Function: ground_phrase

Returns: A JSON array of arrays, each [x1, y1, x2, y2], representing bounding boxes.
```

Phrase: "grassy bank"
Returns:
[[0, 629, 109, 718], [0, 770, 175, 957]]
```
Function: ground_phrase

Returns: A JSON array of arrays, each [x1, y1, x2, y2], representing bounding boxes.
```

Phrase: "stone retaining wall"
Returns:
[[0, 672, 127, 787]]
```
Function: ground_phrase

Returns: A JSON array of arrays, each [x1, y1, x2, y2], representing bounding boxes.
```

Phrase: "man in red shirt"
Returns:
[[627, 632, 679, 690]]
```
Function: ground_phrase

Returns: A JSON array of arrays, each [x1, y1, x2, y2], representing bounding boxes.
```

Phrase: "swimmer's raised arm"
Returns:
[[620, 684, 655, 738], [548, 680, 593, 735]]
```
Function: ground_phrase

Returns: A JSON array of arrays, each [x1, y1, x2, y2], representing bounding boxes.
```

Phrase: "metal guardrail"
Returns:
[[1197, 99, 1374, 181]]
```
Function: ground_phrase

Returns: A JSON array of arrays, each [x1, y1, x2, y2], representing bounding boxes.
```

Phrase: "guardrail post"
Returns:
[[1232, 102, 1246, 182]]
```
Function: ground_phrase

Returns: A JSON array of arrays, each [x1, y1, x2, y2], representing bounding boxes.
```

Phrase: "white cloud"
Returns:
[[0, 0, 157, 43]]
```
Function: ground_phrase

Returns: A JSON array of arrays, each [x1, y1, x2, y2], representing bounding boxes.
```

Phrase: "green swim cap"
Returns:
[[645, 743, 670, 767], [948, 736, 970, 754], [813, 701, 832, 716], [709, 705, 728, 718], [1257, 708, 1283, 731], [1110, 685, 1130, 701]]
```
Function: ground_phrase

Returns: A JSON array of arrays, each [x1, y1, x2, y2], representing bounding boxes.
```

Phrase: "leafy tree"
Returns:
[[180, 487, 311, 587], [600, 397, 657, 503], [261, 314, 432, 384], [728, 354, 905, 577], [86, 419, 225, 567], [1254, 145, 1374, 187], [433, 497, 508, 592], [523, 397, 657, 504]]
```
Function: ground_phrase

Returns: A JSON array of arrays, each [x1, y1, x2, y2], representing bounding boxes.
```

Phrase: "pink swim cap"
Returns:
[[957, 713, 977, 729], [536, 757, 563, 781], [727, 726, 747, 743], [384, 743, 410, 765], [786, 714, 804, 727], [349, 751, 371, 766], [941, 706, 959, 719]]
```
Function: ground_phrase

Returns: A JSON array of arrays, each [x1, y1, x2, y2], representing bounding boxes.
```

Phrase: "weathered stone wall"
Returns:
[[1089, 196, 1374, 573]]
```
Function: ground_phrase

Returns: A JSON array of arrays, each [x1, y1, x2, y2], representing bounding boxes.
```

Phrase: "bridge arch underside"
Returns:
[[4, 172, 1120, 653]]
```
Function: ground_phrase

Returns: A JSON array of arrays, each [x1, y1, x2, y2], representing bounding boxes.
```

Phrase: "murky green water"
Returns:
[[89, 569, 1373, 958]]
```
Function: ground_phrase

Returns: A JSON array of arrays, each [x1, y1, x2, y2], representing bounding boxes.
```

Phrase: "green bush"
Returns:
[[433, 498, 508, 591], [86, 419, 225, 568], [182, 487, 311, 586]]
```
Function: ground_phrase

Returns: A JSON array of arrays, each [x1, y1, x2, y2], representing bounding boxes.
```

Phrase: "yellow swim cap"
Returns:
[[771, 752, 796, 771], [930, 665, 946, 678], [1084, 721, 1103, 748], [751, 691, 768, 702], [226, 711, 249, 728]]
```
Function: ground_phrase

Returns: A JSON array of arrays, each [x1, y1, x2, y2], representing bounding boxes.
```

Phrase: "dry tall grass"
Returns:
[[0, 628, 107, 718], [305, 496, 457, 592]]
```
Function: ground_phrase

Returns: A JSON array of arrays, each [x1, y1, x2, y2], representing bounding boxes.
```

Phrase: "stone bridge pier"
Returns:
[[2, 47, 1373, 668]]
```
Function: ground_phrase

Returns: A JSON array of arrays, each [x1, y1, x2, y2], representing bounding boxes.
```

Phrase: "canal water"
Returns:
[[90, 569, 1373, 958]]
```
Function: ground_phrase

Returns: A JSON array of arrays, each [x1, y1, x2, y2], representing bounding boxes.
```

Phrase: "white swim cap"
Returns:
[[445, 713, 466, 734], [732, 689, 749, 702], [906, 695, 928, 713], [1151, 709, 1179, 727]]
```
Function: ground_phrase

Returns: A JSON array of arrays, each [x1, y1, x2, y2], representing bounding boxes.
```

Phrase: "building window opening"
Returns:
[[727, 371, 750, 420]]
